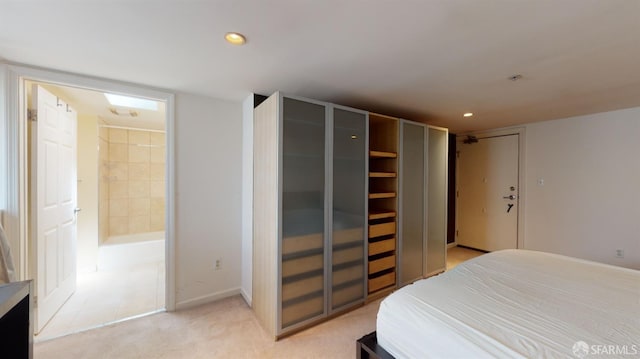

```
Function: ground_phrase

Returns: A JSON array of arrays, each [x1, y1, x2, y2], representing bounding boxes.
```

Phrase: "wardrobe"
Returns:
[[252, 92, 447, 338]]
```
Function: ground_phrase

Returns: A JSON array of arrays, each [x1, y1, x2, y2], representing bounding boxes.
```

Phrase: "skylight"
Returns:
[[104, 93, 158, 111]]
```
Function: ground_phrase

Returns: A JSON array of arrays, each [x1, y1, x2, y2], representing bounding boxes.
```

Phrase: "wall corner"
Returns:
[[241, 94, 254, 304]]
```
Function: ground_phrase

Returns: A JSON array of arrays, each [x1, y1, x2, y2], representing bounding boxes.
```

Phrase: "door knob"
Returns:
[[74, 207, 82, 214], [503, 195, 516, 200]]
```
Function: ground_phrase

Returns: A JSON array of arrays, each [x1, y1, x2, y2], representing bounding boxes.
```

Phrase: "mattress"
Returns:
[[377, 250, 640, 358]]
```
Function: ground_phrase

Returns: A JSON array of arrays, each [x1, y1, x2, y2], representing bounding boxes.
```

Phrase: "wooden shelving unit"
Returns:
[[369, 150, 397, 159], [367, 113, 399, 297], [369, 172, 397, 178], [368, 192, 396, 199], [368, 210, 396, 220]]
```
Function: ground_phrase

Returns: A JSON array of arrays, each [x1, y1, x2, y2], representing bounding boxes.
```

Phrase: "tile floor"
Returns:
[[35, 251, 165, 341]]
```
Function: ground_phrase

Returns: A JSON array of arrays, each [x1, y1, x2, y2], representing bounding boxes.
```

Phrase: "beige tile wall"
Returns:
[[98, 124, 110, 244], [104, 128, 165, 237]]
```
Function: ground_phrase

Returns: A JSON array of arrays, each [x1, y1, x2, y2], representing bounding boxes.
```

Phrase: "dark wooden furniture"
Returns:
[[0, 280, 33, 359], [356, 331, 394, 359]]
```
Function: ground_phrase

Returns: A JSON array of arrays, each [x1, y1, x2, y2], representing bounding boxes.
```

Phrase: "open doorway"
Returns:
[[25, 80, 167, 340]]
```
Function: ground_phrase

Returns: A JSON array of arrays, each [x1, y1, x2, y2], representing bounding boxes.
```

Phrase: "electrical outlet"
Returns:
[[215, 258, 222, 270], [615, 249, 624, 259]]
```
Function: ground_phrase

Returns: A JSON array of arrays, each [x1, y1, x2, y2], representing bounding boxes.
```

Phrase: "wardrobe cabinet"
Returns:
[[398, 121, 448, 286], [368, 118, 449, 295], [253, 93, 367, 338], [425, 126, 448, 275], [399, 121, 425, 286], [398, 123, 449, 282], [367, 114, 399, 295], [330, 108, 367, 312], [253, 92, 448, 338]]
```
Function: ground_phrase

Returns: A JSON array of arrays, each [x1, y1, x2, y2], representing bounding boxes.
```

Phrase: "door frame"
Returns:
[[455, 127, 526, 250], [1, 63, 176, 311]]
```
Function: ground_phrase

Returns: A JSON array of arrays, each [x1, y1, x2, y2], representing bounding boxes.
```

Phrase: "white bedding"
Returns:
[[377, 250, 640, 358]]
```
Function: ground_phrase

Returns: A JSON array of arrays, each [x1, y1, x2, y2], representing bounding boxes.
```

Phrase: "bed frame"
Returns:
[[356, 331, 395, 359]]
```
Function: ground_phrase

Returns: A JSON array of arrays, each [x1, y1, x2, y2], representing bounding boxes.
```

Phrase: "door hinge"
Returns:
[[28, 109, 37, 121], [456, 190, 459, 198], [456, 150, 460, 158], [33, 295, 37, 308], [456, 230, 459, 237]]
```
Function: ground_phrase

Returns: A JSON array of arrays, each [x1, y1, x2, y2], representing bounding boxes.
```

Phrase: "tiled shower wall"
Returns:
[[99, 127, 166, 239], [98, 125, 110, 243]]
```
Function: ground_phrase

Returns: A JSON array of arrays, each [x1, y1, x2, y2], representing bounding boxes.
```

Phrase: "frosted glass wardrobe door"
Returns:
[[426, 127, 447, 275], [331, 108, 366, 311], [281, 97, 326, 329], [400, 122, 425, 286]]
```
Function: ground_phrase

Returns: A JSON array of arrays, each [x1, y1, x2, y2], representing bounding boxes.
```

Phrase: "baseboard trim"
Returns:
[[447, 242, 457, 249], [240, 288, 252, 307], [175, 287, 241, 310]]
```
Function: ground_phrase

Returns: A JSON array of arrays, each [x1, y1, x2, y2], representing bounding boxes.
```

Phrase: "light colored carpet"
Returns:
[[35, 246, 484, 358], [35, 295, 381, 359]]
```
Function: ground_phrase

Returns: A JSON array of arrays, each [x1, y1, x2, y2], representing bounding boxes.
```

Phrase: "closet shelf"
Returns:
[[281, 290, 324, 308], [368, 192, 396, 199], [368, 115, 400, 298], [333, 240, 364, 251], [368, 238, 396, 256], [368, 255, 396, 275], [369, 172, 396, 178], [369, 222, 396, 238], [282, 269, 324, 285], [282, 248, 324, 262], [368, 211, 396, 220], [368, 270, 396, 293], [369, 150, 397, 159], [332, 260, 363, 272]]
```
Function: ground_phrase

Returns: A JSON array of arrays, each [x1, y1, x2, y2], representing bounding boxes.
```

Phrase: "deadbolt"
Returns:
[[510, 186, 516, 191]]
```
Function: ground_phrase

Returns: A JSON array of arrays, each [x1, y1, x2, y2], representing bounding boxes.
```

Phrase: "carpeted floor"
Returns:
[[34, 246, 484, 358], [35, 295, 381, 359]]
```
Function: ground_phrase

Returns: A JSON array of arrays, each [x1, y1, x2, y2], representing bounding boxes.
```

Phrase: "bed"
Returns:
[[358, 249, 640, 358]]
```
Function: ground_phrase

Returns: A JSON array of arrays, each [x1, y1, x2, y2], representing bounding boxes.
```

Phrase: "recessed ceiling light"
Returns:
[[463, 112, 473, 117], [225, 32, 246, 45], [104, 93, 158, 111]]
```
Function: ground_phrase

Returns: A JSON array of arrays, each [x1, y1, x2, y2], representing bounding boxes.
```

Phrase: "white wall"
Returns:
[[174, 92, 243, 308], [240, 94, 254, 305], [524, 107, 640, 269], [0, 64, 6, 218], [1, 64, 247, 309], [76, 113, 99, 272], [0, 64, 23, 279]]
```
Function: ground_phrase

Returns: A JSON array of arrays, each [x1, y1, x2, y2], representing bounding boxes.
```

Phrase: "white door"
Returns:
[[32, 85, 78, 333], [457, 134, 518, 252]]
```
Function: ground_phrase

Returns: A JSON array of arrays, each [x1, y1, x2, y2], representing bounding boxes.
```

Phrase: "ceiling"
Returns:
[[2, 1, 640, 132], [29, 82, 166, 130]]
